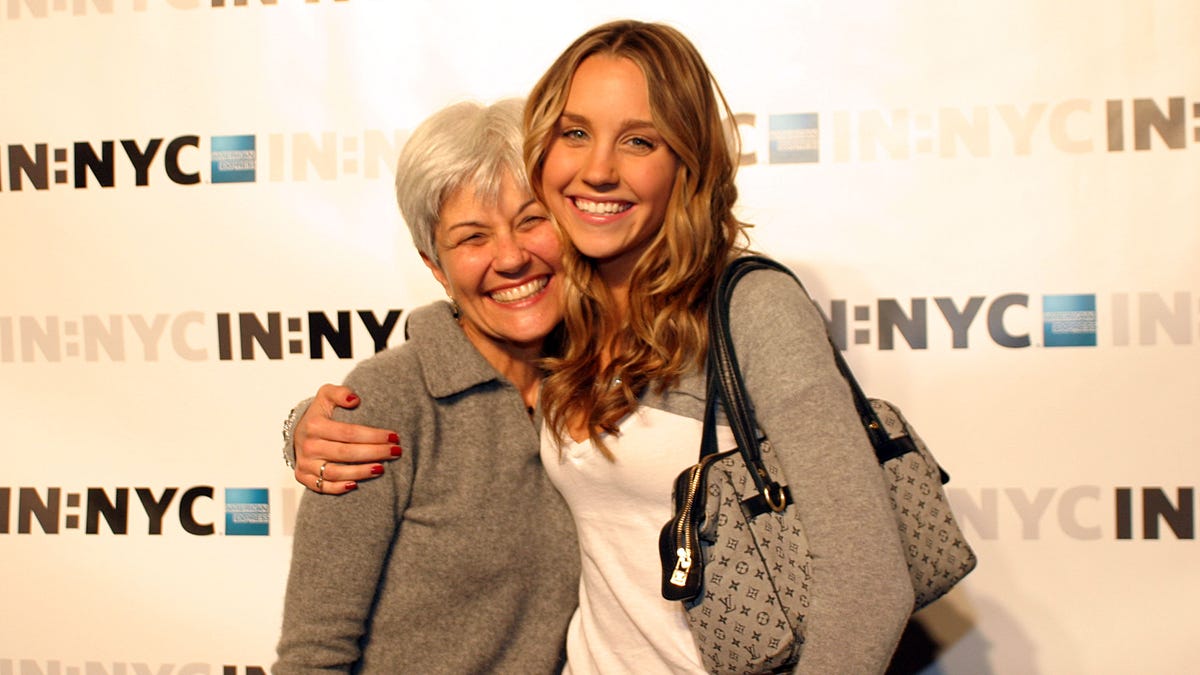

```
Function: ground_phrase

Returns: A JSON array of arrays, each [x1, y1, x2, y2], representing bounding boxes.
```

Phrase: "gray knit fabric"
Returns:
[[641, 267, 914, 674], [276, 268, 912, 673], [274, 301, 580, 674]]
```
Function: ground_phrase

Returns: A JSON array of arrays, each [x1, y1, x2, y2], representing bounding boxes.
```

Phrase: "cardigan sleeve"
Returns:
[[274, 366, 417, 673], [727, 268, 913, 674]]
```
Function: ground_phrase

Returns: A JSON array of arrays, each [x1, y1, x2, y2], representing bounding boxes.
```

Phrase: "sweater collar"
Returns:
[[407, 301, 507, 399]]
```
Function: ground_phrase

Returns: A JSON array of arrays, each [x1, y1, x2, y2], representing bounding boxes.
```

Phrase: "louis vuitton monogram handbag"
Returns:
[[659, 255, 977, 674]]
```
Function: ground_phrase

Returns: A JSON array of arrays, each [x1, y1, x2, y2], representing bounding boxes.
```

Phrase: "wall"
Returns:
[[1, 1, 1197, 673]]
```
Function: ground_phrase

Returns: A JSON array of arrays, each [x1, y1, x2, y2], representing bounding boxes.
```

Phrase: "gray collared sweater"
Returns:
[[274, 301, 580, 674]]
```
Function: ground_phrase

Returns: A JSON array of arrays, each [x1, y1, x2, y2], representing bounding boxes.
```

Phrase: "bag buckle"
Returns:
[[763, 483, 788, 513]]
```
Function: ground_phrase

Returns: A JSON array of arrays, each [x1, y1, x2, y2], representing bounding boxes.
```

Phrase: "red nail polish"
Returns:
[[390, 446, 403, 457], [346, 394, 359, 404], [345, 481, 358, 491], [371, 465, 384, 475], [388, 432, 399, 444]]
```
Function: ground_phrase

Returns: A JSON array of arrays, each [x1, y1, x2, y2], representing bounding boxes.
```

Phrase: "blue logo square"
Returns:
[[1043, 294, 1097, 347], [769, 113, 820, 164], [225, 488, 269, 536], [211, 135, 256, 184]]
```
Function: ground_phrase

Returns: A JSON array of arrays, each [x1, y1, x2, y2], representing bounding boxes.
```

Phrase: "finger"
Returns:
[[295, 465, 359, 495], [303, 414, 398, 446], [315, 383, 361, 410], [301, 458, 386, 484], [297, 429, 402, 465]]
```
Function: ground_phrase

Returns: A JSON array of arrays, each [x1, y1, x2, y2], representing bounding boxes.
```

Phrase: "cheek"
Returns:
[[438, 253, 485, 297], [541, 146, 573, 193], [647, 160, 678, 203], [539, 241, 565, 271], [524, 227, 564, 269]]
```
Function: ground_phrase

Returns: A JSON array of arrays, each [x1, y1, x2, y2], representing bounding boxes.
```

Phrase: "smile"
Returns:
[[489, 276, 549, 303], [573, 197, 631, 215]]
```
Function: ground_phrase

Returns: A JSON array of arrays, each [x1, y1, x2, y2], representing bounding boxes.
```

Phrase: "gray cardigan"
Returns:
[[274, 301, 580, 674]]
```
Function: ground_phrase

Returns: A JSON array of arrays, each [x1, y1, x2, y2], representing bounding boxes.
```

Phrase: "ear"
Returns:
[[420, 252, 453, 298]]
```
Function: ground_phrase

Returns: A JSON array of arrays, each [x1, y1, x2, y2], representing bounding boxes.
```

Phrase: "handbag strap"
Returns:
[[706, 256, 899, 475], [702, 257, 791, 508]]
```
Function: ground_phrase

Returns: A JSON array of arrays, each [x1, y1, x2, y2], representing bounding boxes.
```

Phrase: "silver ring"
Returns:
[[315, 476, 324, 492]]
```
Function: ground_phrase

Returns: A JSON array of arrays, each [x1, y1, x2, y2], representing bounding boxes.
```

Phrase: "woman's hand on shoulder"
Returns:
[[295, 384, 402, 494]]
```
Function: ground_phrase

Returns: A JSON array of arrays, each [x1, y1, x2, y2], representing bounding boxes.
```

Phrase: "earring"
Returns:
[[449, 298, 461, 319]]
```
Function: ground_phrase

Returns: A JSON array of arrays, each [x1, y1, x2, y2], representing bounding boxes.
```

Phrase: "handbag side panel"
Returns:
[[871, 399, 978, 609]]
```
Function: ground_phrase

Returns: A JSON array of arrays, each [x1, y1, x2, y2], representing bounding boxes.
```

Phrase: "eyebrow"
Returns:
[[443, 197, 542, 232], [559, 111, 658, 133]]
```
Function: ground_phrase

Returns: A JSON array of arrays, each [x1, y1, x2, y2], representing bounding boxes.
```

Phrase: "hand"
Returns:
[[295, 384, 401, 494]]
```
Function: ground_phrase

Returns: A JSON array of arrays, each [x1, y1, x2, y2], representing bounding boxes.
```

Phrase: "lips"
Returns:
[[572, 196, 632, 216], [489, 275, 550, 303]]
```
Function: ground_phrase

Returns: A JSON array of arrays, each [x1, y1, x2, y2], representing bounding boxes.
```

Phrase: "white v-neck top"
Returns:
[[541, 406, 737, 674]]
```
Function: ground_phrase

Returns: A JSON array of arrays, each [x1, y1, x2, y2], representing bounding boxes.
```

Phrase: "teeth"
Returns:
[[574, 198, 631, 215], [490, 277, 548, 303]]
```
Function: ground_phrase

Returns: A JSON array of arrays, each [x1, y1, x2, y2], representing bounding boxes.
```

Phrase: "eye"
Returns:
[[517, 214, 548, 230], [448, 231, 488, 247], [561, 128, 588, 142], [622, 134, 660, 155]]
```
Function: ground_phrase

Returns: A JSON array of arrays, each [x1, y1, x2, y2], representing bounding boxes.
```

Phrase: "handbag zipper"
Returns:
[[670, 453, 724, 588]]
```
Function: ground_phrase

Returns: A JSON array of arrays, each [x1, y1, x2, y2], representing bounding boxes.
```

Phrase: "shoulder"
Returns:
[[340, 302, 456, 389], [726, 259, 824, 344], [332, 306, 453, 424], [333, 345, 428, 432], [728, 259, 811, 308], [341, 336, 421, 392]]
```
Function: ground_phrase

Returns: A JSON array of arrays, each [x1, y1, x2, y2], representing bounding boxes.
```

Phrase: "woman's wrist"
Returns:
[[280, 397, 314, 468]]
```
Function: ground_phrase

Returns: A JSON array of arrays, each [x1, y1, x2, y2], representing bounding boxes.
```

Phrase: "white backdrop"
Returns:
[[2, 1, 1197, 673]]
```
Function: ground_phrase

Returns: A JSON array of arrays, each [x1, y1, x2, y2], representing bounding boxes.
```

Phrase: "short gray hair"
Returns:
[[395, 98, 528, 264]]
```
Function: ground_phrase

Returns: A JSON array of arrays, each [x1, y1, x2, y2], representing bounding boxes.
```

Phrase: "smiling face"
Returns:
[[539, 54, 679, 286], [423, 171, 563, 363]]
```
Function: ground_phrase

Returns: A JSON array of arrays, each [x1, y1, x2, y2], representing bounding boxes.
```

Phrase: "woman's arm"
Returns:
[[283, 384, 402, 493], [729, 269, 913, 674]]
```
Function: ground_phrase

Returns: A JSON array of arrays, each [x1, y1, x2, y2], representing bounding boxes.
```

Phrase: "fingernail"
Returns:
[[346, 394, 359, 404], [388, 432, 399, 444], [371, 465, 384, 475], [345, 481, 358, 491], [390, 446, 403, 457]]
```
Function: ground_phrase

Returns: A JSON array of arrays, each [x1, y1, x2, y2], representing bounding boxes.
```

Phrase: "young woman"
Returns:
[[524, 21, 912, 674], [274, 99, 578, 673], [283, 21, 913, 674]]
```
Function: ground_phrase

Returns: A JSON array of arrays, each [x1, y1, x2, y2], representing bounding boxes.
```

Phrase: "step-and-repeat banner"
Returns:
[[2, 1, 1196, 673]]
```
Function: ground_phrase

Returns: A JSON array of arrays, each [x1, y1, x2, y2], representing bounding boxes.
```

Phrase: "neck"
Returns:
[[500, 356, 543, 410], [462, 329, 544, 410], [597, 259, 634, 323]]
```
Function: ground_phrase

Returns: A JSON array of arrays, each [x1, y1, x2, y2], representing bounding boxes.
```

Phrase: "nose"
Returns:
[[582, 145, 618, 190], [492, 230, 530, 274]]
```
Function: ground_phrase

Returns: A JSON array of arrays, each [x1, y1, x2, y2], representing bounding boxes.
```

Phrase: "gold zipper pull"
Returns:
[[669, 547, 693, 587]]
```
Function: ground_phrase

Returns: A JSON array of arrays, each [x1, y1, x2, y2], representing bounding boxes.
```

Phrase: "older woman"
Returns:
[[273, 99, 579, 673]]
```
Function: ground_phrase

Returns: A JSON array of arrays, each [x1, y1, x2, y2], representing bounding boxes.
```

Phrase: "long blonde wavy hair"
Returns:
[[525, 20, 751, 449]]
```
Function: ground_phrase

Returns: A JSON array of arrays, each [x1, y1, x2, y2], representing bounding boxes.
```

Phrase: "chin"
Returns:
[[571, 238, 622, 261], [501, 318, 559, 344]]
